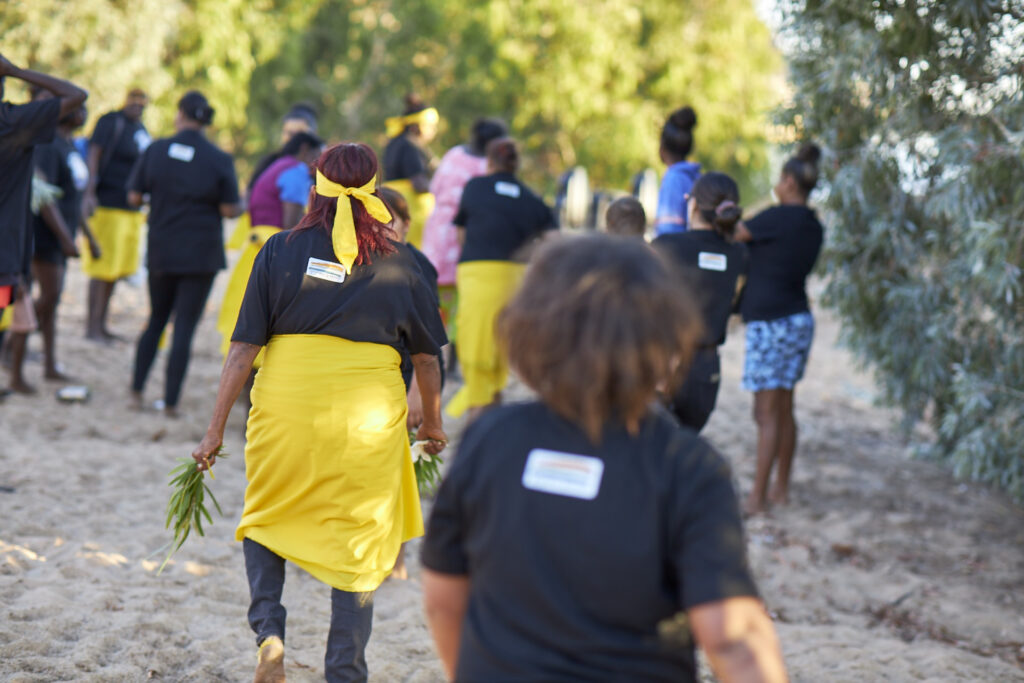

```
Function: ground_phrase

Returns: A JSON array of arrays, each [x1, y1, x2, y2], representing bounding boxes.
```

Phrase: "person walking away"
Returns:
[[421, 234, 787, 683], [605, 195, 647, 237], [654, 106, 701, 236], [734, 143, 825, 516], [654, 172, 748, 432], [0, 54, 87, 392], [382, 94, 439, 248], [81, 88, 150, 342], [447, 138, 556, 421], [217, 132, 323, 361], [8, 92, 99, 390], [420, 117, 508, 363], [127, 91, 241, 417], [190, 142, 447, 682]]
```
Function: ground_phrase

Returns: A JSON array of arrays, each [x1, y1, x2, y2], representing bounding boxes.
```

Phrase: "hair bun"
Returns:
[[670, 106, 697, 131], [796, 142, 821, 164]]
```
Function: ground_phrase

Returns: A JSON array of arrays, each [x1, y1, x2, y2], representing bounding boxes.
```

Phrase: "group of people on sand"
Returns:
[[2, 54, 827, 683]]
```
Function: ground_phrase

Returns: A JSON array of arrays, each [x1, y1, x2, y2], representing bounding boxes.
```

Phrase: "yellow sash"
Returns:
[[237, 334, 423, 592], [446, 261, 525, 416]]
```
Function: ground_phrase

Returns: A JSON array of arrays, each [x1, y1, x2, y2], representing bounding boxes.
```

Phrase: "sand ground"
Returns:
[[1, 256, 1022, 682]]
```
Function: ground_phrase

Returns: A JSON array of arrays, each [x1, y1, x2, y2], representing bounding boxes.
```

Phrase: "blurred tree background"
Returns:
[[1, 0, 782, 197], [778, 0, 1024, 500]]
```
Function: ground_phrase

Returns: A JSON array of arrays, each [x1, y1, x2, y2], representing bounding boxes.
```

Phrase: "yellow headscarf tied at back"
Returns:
[[385, 107, 440, 139], [315, 170, 393, 274]]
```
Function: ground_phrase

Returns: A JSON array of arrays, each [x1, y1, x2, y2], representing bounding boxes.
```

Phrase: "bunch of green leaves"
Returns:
[[159, 448, 228, 573]]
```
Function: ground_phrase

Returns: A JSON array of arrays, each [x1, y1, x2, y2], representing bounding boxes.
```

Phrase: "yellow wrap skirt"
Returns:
[[81, 207, 145, 281], [236, 334, 423, 593], [447, 260, 524, 417], [226, 211, 252, 250], [0, 305, 12, 332], [217, 225, 281, 363], [382, 179, 434, 249]]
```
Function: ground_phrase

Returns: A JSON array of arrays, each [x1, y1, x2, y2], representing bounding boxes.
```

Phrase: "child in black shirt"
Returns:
[[421, 234, 786, 682]]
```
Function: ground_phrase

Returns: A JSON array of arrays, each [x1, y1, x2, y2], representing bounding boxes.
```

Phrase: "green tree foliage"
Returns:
[[246, 0, 783, 196], [779, 1, 1024, 499]]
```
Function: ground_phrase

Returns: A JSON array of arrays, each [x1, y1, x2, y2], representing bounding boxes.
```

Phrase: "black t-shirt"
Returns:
[[127, 129, 239, 274], [740, 205, 824, 323], [232, 228, 447, 359], [422, 401, 758, 682], [455, 172, 556, 263], [0, 98, 60, 282], [654, 230, 749, 347], [90, 110, 150, 209], [382, 134, 428, 181], [33, 136, 88, 255], [401, 244, 442, 389]]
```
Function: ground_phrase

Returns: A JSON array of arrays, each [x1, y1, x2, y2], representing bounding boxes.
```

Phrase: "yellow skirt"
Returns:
[[0, 305, 12, 332], [447, 261, 525, 417], [216, 225, 281, 364], [236, 334, 423, 593], [80, 207, 145, 281], [382, 179, 434, 249], [226, 211, 252, 250]]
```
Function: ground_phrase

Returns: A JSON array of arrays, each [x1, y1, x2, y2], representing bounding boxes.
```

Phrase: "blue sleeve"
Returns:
[[654, 166, 691, 236], [276, 164, 311, 205]]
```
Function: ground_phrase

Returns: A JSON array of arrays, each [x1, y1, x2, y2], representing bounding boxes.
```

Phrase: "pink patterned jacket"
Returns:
[[420, 145, 489, 285]]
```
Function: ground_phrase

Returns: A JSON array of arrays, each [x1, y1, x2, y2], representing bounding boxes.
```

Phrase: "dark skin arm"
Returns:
[[78, 216, 101, 259], [192, 342, 262, 470], [39, 202, 79, 258], [0, 53, 87, 119], [422, 570, 470, 681], [281, 201, 304, 229], [411, 172, 430, 194], [82, 144, 103, 218], [411, 352, 447, 454]]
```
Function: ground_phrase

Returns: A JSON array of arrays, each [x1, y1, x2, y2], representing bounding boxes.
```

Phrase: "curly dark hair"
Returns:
[[498, 234, 702, 442]]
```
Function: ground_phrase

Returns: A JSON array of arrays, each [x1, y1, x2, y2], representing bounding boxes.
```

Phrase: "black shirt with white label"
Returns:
[[382, 134, 428, 181], [653, 230, 749, 347], [0, 97, 60, 282], [422, 401, 758, 682], [33, 135, 88, 257], [740, 205, 824, 323], [455, 172, 556, 263], [90, 110, 150, 209], [127, 129, 239, 274], [232, 227, 447, 358]]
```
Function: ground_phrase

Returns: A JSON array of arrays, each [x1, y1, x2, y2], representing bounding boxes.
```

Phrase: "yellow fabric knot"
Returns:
[[315, 170, 392, 274], [385, 107, 439, 139]]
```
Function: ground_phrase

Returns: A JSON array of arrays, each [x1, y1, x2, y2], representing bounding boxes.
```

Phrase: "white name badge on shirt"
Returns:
[[135, 129, 152, 152], [698, 251, 727, 272], [306, 257, 346, 283], [522, 449, 604, 500], [168, 143, 195, 162], [494, 181, 521, 198]]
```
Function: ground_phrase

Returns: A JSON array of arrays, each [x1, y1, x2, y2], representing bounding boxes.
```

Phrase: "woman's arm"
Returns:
[[733, 221, 752, 243], [192, 341, 261, 470], [0, 54, 87, 118], [411, 352, 446, 455], [422, 568, 470, 681], [689, 596, 787, 683], [281, 201, 304, 228]]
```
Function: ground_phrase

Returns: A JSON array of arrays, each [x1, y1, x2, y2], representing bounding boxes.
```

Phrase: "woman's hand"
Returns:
[[416, 424, 448, 456], [60, 236, 80, 258], [192, 431, 223, 472], [87, 234, 102, 260]]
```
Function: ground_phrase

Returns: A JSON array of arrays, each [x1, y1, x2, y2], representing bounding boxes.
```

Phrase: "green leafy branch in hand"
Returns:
[[158, 447, 227, 574]]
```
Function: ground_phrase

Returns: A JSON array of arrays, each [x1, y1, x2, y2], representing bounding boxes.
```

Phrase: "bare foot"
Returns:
[[768, 487, 790, 507], [44, 368, 75, 382], [9, 379, 37, 395], [164, 405, 180, 419], [743, 495, 768, 519], [85, 331, 113, 345], [254, 635, 285, 683], [102, 329, 126, 343], [129, 390, 145, 411], [389, 546, 409, 581]]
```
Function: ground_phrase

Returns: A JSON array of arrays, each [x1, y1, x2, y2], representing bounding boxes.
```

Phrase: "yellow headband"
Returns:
[[315, 170, 392, 273], [385, 107, 439, 138]]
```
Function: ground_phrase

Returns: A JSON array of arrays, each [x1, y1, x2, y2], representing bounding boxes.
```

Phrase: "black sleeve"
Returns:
[[90, 113, 115, 149], [402, 263, 448, 355], [231, 238, 275, 346], [453, 182, 473, 227], [397, 140, 426, 179], [421, 423, 480, 575], [33, 144, 61, 184], [219, 155, 240, 204], [744, 211, 776, 244], [11, 99, 60, 147], [670, 436, 759, 609]]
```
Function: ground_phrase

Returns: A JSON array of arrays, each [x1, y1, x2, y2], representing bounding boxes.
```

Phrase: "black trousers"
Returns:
[[131, 271, 215, 408], [670, 347, 721, 433], [243, 538, 375, 683]]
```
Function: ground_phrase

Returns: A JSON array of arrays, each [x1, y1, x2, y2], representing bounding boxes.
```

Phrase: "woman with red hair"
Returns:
[[191, 142, 448, 682]]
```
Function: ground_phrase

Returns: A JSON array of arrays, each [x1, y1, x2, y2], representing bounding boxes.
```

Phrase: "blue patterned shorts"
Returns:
[[742, 312, 815, 392]]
